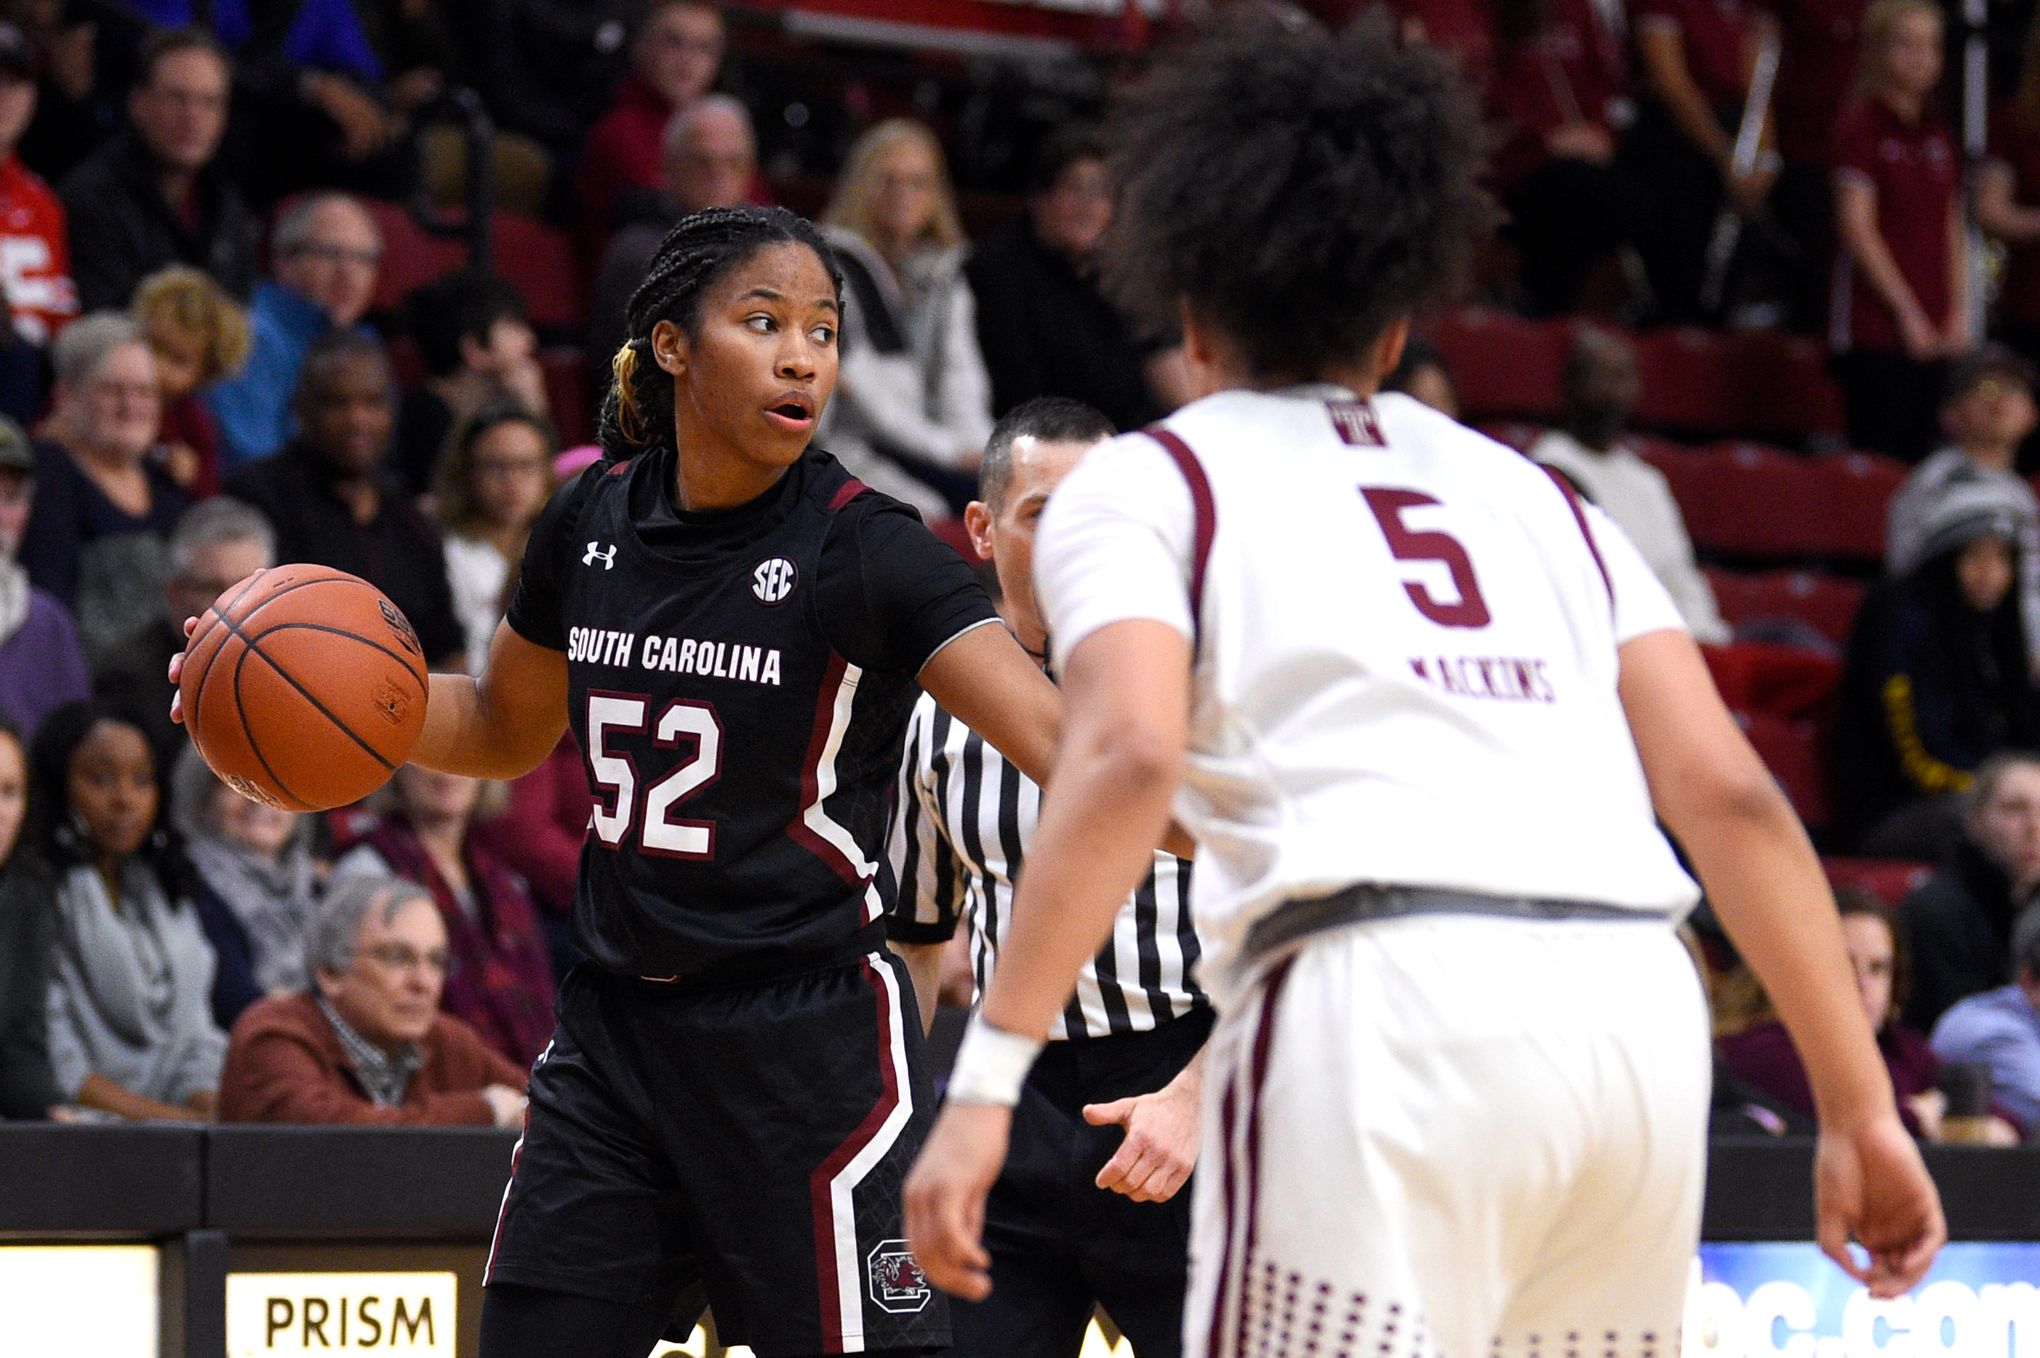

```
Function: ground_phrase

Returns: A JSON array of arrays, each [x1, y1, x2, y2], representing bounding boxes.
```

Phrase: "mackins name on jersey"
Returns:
[[567, 625, 785, 687]]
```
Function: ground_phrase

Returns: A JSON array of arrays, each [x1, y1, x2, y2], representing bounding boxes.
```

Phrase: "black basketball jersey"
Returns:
[[506, 444, 997, 982]]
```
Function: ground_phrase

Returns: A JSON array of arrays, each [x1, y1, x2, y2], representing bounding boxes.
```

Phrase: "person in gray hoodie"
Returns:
[[171, 745, 319, 997]]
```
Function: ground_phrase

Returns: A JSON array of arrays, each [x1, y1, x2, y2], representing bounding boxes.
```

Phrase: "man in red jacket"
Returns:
[[218, 876, 528, 1126]]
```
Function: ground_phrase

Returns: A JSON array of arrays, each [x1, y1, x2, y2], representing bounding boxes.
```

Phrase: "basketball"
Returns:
[[180, 565, 431, 812]]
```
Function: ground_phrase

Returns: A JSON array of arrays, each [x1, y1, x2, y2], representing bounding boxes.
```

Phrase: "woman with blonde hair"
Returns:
[[1829, 0, 1964, 462], [130, 266, 251, 499], [818, 117, 993, 517]]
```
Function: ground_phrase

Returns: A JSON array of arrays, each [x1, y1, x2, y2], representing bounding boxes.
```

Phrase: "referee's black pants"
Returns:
[[951, 1008, 1214, 1358]]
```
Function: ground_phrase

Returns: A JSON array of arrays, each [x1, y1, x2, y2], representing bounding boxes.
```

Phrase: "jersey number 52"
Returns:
[[1361, 487, 1491, 629], [586, 692, 723, 858]]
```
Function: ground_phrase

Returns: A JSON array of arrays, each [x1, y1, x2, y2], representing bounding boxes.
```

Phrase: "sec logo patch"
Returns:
[[753, 557, 797, 605]]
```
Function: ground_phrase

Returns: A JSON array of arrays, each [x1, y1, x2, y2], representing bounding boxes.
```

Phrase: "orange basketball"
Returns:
[[180, 565, 430, 811]]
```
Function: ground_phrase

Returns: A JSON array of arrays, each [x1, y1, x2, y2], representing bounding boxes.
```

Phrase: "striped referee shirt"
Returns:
[[888, 691, 1207, 1040]]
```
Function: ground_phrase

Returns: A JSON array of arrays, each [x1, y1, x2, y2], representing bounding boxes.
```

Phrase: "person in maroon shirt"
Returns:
[[1488, 0, 1643, 313], [1977, 19, 2040, 363], [570, 0, 726, 263], [1760, 0, 1869, 330], [1830, 0, 1964, 463], [1627, 0, 1780, 321]]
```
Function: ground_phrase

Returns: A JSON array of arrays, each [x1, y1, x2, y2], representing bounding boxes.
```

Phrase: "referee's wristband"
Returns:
[[946, 1016, 1043, 1107]]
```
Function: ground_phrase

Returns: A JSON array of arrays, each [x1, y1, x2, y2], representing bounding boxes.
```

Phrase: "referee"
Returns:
[[889, 396, 1212, 1358]]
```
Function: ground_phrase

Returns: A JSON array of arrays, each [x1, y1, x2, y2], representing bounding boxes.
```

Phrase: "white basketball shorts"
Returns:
[[1185, 912, 1711, 1358]]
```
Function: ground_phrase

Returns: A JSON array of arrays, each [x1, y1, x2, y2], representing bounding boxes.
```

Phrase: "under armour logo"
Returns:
[[753, 556, 797, 604], [583, 542, 617, 570]]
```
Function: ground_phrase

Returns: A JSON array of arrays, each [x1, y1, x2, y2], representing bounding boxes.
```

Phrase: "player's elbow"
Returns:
[[1660, 751, 1797, 842], [1076, 718, 1185, 803]]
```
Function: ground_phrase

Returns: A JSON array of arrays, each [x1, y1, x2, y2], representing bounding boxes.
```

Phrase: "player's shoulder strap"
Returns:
[[1140, 425, 1216, 650], [1536, 462, 1614, 617]]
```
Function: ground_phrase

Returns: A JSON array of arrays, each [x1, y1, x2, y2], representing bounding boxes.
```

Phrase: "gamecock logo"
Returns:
[[867, 1240, 931, 1314]]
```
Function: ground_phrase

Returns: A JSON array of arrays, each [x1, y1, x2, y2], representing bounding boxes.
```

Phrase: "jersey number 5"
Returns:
[[586, 692, 723, 858], [1361, 487, 1491, 629]]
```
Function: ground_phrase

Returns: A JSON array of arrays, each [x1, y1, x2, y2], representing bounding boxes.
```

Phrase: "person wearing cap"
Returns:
[[0, 21, 76, 425], [0, 415, 88, 742], [1837, 479, 2040, 858], [1888, 345, 2040, 671]]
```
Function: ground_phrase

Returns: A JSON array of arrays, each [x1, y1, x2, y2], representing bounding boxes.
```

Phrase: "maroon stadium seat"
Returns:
[[493, 214, 586, 333], [540, 349, 593, 447], [1431, 309, 1571, 421], [1703, 641, 1841, 719], [1635, 327, 1737, 432], [1822, 856, 1933, 908], [1704, 567, 1867, 649], [1807, 451, 1905, 562], [1726, 329, 1847, 444], [1736, 708, 1832, 831], [1672, 442, 1826, 559], [362, 199, 466, 317], [1472, 420, 1543, 453]]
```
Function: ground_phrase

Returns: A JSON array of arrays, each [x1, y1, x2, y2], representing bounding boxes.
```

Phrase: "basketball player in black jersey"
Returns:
[[179, 207, 1062, 1358]]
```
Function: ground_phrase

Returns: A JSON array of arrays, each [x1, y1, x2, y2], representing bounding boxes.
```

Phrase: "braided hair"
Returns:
[[598, 206, 843, 457]]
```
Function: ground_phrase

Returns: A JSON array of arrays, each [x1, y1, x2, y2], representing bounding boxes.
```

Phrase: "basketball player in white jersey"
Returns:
[[905, 13, 1945, 1358]]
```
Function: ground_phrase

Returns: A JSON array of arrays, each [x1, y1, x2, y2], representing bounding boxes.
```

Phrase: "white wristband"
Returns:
[[945, 1016, 1043, 1107]]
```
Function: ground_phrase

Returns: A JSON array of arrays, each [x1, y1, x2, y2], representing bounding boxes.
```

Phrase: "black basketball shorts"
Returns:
[[484, 951, 950, 1355]]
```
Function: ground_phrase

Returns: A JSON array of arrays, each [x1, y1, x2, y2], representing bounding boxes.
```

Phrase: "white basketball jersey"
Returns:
[[1035, 388, 1701, 1001]]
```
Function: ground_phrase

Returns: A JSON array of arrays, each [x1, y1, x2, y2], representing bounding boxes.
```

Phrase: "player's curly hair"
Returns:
[[599, 205, 843, 457], [1100, 8, 1491, 381]]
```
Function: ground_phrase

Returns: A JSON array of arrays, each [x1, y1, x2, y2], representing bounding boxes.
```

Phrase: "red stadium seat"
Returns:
[[1703, 567, 1867, 649], [1822, 856, 1933, 908], [1671, 442, 1827, 560], [540, 348, 593, 447], [1472, 420, 1544, 453], [1807, 451, 1906, 562], [1702, 641, 1840, 719], [1635, 327, 1738, 432], [493, 214, 586, 333], [362, 199, 466, 317], [1430, 309, 1572, 421], [1736, 708, 1832, 831]]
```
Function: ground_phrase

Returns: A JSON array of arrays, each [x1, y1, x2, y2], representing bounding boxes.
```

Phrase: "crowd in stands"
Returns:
[[0, 0, 2033, 1152]]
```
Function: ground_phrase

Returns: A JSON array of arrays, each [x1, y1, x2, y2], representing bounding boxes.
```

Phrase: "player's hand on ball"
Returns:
[[1084, 1074, 1199, 1203], [904, 1101, 1010, 1301], [1814, 1112, 1946, 1297], [166, 615, 198, 726]]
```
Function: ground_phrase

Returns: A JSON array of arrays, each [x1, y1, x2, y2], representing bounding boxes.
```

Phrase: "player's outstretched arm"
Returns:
[[919, 622, 1062, 789], [1619, 627, 1945, 1294], [906, 618, 1190, 1299], [410, 621, 570, 781]]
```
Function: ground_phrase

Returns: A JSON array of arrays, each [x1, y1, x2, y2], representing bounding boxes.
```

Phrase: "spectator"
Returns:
[[0, 20, 76, 424], [1830, 0, 1963, 462], [1979, 22, 2040, 364], [589, 94, 756, 370], [1485, 0, 1642, 316], [818, 119, 994, 518], [169, 746, 317, 997], [470, 736, 587, 962], [217, 875, 528, 1127], [32, 701, 225, 1121], [1764, 0, 1871, 331], [1383, 337, 1461, 417], [225, 331, 465, 669], [0, 718, 60, 1119], [1931, 911, 2040, 1138], [206, 192, 383, 469], [132, 265, 252, 499], [1835, 483, 2040, 855], [395, 269, 548, 496], [17, 313, 185, 659], [1627, 0, 1777, 321], [572, 0, 728, 257], [965, 124, 1177, 431], [434, 403, 556, 676], [1902, 752, 2040, 1029], [15, 0, 109, 187], [1887, 347, 2040, 666], [58, 29, 254, 315], [94, 497, 270, 766], [331, 766, 555, 1065], [1719, 892, 1951, 1137], [0, 416, 88, 741], [1532, 329, 1731, 642]]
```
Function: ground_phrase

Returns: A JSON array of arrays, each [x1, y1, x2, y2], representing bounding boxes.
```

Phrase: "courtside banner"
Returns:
[[226, 1271, 456, 1356], [0, 1245, 158, 1355], [1687, 1244, 2040, 1358]]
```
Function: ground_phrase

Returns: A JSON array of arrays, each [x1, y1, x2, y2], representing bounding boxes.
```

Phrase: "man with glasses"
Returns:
[[60, 28, 255, 313], [93, 496, 271, 763], [218, 875, 530, 1126], [209, 192, 385, 468]]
